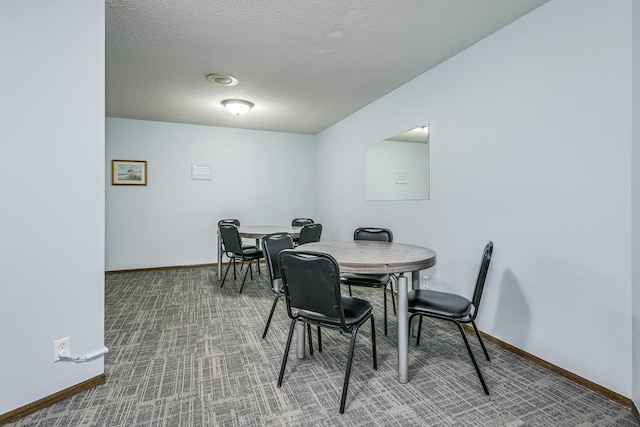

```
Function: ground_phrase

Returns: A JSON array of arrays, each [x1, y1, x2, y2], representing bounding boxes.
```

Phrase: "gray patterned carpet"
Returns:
[[7, 265, 637, 426]]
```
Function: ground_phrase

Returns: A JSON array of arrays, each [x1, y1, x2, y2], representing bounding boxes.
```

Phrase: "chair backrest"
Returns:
[[218, 219, 241, 250], [278, 250, 346, 330], [261, 232, 294, 283], [470, 241, 494, 320], [297, 223, 323, 245], [291, 218, 314, 227], [353, 227, 393, 242], [218, 223, 244, 256]]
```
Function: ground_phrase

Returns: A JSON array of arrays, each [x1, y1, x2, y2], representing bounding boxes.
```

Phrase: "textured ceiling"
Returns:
[[105, 0, 549, 135]]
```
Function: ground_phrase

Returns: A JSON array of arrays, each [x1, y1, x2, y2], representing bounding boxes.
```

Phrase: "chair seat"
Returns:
[[299, 296, 373, 327], [408, 289, 472, 319], [340, 273, 390, 287], [241, 247, 264, 259]]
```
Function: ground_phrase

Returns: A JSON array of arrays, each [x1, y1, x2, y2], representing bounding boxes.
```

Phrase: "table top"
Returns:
[[237, 225, 302, 239], [296, 240, 436, 274]]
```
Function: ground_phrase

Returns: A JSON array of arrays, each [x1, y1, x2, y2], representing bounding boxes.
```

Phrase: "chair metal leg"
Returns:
[[370, 315, 377, 369], [339, 326, 360, 414], [415, 315, 423, 345], [408, 313, 489, 395], [383, 286, 388, 335], [262, 295, 281, 339], [389, 280, 396, 315], [238, 264, 252, 293], [471, 320, 491, 361], [454, 321, 489, 395], [277, 318, 297, 387], [220, 261, 233, 288], [317, 327, 322, 352], [307, 324, 314, 356], [408, 313, 415, 341]]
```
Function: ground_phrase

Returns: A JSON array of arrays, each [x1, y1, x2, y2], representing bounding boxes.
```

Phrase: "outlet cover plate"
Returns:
[[54, 337, 70, 361]]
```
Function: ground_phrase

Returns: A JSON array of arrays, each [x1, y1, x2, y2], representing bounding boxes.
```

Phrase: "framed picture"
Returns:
[[111, 160, 147, 185]]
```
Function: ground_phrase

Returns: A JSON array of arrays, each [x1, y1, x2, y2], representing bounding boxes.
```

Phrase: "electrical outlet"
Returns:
[[54, 337, 70, 362], [423, 275, 429, 288]]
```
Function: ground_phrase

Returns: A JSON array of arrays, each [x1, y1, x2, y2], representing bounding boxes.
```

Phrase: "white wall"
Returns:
[[317, 0, 633, 398], [106, 118, 316, 270], [632, 0, 640, 413], [0, 1, 105, 415]]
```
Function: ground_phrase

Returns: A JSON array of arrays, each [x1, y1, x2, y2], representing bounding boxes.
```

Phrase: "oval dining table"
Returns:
[[294, 240, 436, 383], [216, 225, 301, 281]]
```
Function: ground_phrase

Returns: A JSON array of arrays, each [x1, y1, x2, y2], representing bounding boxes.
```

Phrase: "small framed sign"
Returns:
[[395, 172, 407, 184], [192, 164, 212, 180], [112, 160, 147, 185]]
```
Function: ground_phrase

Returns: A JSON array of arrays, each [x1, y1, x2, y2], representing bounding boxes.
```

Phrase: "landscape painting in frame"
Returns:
[[112, 160, 147, 185]]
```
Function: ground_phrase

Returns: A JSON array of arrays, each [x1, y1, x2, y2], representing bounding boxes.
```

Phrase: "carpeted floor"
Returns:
[[7, 265, 638, 426]]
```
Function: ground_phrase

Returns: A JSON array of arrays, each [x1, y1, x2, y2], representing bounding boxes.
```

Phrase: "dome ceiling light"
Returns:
[[221, 99, 254, 116]]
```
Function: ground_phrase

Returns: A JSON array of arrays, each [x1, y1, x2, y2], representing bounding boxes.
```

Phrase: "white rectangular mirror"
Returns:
[[365, 125, 430, 201]]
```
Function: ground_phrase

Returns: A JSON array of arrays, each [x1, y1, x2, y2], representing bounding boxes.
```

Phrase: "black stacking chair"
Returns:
[[277, 250, 377, 414], [340, 227, 395, 335], [408, 241, 494, 395], [261, 233, 295, 339], [297, 223, 323, 246], [261, 233, 322, 352], [218, 219, 259, 274], [291, 218, 314, 245], [218, 222, 264, 293], [291, 218, 314, 226]]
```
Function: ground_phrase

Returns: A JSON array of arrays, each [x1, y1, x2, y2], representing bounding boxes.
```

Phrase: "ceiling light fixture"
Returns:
[[206, 73, 238, 86], [222, 99, 254, 116]]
